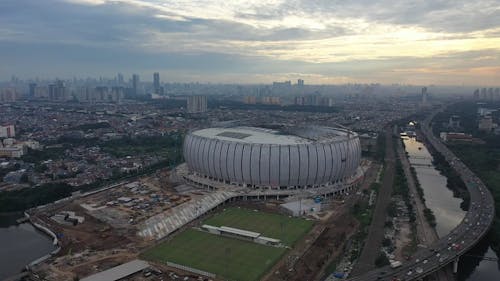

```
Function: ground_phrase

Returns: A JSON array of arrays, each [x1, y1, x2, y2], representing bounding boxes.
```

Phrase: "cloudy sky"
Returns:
[[1, 0, 499, 85]]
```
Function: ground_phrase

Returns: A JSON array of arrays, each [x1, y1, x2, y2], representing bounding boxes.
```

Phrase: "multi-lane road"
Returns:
[[347, 108, 495, 281]]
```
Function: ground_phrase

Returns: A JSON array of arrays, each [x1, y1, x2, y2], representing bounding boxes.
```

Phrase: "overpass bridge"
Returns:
[[347, 107, 495, 281]]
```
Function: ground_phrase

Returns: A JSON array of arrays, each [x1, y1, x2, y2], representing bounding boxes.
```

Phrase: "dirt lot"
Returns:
[[77, 178, 190, 229], [31, 200, 139, 279], [265, 205, 359, 281], [30, 161, 377, 281]]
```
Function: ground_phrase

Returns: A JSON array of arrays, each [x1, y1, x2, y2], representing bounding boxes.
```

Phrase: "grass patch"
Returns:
[[352, 202, 373, 227], [101, 135, 183, 158], [142, 229, 286, 281], [203, 207, 313, 246]]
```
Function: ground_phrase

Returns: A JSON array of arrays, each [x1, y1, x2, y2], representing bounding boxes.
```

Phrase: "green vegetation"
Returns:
[[0, 164, 21, 179], [431, 101, 500, 252], [430, 147, 470, 210], [70, 122, 111, 131], [423, 208, 437, 227], [101, 134, 183, 160], [392, 158, 416, 223], [351, 201, 373, 228], [449, 144, 500, 251], [208, 99, 341, 113], [21, 147, 65, 163], [391, 138, 419, 257], [392, 159, 420, 255], [142, 229, 286, 281], [348, 232, 363, 262], [409, 166, 425, 202], [0, 135, 183, 212], [0, 182, 74, 212], [346, 136, 385, 266], [375, 252, 390, 267], [203, 207, 313, 246], [382, 237, 392, 247], [349, 183, 378, 265], [386, 201, 398, 218], [43, 134, 184, 164], [375, 134, 386, 162], [370, 182, 381, 192]]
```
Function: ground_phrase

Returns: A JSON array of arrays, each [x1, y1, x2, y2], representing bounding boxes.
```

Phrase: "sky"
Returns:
[[1, 0, 499, 85]]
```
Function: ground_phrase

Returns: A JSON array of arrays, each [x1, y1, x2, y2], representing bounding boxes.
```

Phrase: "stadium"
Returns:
[[139, 124, 364, 240], [182, 125, 362, 191]]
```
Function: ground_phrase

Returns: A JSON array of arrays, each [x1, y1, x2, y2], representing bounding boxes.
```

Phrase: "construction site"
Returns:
[[25, 155, 382, 281]]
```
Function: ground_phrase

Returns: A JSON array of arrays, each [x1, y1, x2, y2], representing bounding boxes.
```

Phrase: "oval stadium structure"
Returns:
[[183, 125, 361, 189]]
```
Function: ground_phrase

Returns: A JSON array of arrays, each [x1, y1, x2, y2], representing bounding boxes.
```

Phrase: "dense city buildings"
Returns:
[[0, 125, 15, 138], [0, 88, 18, 102], [132, 74, 140, 95], [48, 80, 68, 101], [474, 87, 500, 101], [421, 87, 428, 106], [2, 0, 500, 280], [187, 95, 207, 113], [153, 72, 161, 94], [1, 75, 498, 281]]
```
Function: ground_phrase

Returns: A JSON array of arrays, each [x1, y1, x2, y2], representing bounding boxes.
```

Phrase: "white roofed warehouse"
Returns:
[[182, 125, 361, 190]]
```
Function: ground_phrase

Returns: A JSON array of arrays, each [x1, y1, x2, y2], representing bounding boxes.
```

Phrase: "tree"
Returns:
[[382, 238, 392, 247], [375, 252, 390, 267]]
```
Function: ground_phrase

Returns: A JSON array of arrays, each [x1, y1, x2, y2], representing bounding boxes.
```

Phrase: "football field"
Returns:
[[143, 228, 286, 281], [143, 207, 314, 281], [203, 207, 314, 246]]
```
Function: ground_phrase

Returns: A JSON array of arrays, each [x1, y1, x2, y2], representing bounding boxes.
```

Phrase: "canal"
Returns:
[[0, 213, 55, 280], [402, 136, 500, 281]]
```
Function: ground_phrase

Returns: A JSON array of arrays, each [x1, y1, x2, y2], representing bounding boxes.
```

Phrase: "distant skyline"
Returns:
[[1, 0, 499, 85]]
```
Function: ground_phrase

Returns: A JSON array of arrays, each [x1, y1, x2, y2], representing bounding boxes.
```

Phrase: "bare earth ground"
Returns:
[[31, 162, 381, 281]]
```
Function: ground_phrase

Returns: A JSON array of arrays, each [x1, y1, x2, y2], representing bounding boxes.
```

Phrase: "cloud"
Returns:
[[0, 0, 499, 85]]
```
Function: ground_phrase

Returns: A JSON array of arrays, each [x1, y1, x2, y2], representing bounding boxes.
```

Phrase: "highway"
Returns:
[[347, 108, 495, 281]]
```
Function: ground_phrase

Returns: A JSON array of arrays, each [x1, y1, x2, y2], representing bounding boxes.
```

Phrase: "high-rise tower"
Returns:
[[153, 72, 160, 94]]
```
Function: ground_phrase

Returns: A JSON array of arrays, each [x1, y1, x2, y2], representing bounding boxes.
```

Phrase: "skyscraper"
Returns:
[[153, 72, 160, 94], [297, 79, 304, 86], [473, 89, 480, 99], [48, 80, 67, 101], [117, 73, 124, 85], [421, 87, 428, 106], [29, 83, 37, 98], [132, 74, 140, 95], [187, 96, 207, 113]]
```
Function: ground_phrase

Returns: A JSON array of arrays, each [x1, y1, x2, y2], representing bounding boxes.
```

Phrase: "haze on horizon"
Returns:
[[1, 0, 499, 86]]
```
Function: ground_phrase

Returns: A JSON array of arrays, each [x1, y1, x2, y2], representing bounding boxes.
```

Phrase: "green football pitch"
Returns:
[[143, 228, 286, 281], [203, 207, 314, 246]]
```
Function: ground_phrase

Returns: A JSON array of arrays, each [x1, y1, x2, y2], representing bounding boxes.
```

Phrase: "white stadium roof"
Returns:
[[80, 260, 149, 281], [219, 226, 261, 238], [192, 127, 312, 145]]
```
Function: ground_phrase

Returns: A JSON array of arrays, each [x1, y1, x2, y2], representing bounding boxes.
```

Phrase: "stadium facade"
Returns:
[[182, 125, 361, 190]]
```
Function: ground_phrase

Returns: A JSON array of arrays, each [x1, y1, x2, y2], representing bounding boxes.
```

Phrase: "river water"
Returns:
[[0, 213, 55, 280], [402, 136, 500, 281]]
